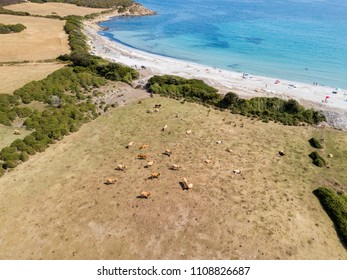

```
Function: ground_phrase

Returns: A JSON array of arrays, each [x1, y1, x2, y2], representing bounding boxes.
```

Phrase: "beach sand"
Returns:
[[83, 12, 347, 129]]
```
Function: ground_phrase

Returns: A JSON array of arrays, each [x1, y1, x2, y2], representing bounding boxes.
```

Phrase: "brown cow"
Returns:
[[149, 172, 160, 179], [139, 191, 151, 199], [105, 178, 117, 185], [137, 154, 147, 160]]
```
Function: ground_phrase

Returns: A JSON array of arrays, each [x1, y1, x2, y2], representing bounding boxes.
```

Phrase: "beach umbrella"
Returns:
[[326, 95, 330, 99]]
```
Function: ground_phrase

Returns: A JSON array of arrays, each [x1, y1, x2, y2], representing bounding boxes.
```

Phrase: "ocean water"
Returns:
[[99, 0, 347, 89]]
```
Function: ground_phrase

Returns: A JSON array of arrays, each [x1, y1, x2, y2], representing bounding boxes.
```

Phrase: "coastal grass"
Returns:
[[0, 96, 346, 259], [146, 75, 326, 126]]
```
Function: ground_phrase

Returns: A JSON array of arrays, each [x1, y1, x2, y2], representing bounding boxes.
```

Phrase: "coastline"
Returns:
[[83, 9, 347, 130]]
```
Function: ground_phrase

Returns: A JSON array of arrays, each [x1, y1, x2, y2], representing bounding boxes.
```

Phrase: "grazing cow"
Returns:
[[144, 160, 155, 168], [139, 144, 149, 149], [163, 149, 172, 157], [139, 191, 151, 199], [278, 150, 285, 156], [226, 148, 233, 153], [154, 108, 160, 113], [149, 172, 160, 179], [186, 130, 192, 134], [216, 140, 223, 144], [126, 142, 134, 149], [147, 109, 154, 114], [105, 178, 117, 185], [233, 170, 241, 174], [154, 104, 161, 108], [162, 125, 168, 131], [137, 154, 147, 160], [328, 153, 333, 158], [170, 164, 181, 170], [204, 159, 212, 164], [115, 164, 127, 171], [182, 178, 193, 190], [13, 130, 21, 135]]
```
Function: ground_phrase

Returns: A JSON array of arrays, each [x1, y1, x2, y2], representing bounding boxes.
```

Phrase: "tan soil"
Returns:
[[0, 14, 69, 62]]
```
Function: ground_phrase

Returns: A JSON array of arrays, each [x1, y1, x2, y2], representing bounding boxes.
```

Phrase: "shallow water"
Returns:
[[99, 0, 347, 89]]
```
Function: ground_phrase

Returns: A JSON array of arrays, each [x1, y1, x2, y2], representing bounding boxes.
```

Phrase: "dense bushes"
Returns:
[[146, 75, 220, 104], [0, 94, 21, 125], [14, 67, 106, 104], [60, 16, 139, 84], [0, 23, 26, 34], [309, 137, 323, 149], [146, 75, 326, 126], [309, 151, 326, 167], [313, 187, 347, 246]]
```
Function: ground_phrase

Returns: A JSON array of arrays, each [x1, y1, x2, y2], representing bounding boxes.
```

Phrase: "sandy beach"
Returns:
[[84, 12, 347, 129]]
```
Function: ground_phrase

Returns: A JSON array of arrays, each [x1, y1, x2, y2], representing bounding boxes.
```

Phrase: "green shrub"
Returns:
[[19, 152, 30, 162], [0, 23, 26, 34], [0, 167, 5, 177], [2, 160, 19, 170], [313, 187, 347, 246], [309, 151, 326, 167], [309, 137, 323, 149]]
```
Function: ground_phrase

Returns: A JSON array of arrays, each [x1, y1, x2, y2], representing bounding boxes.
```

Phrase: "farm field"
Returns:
[[0, 96, 346, 259], [3, 2, 108, 17], [0, 63, 65, 94], [0, 14, 69, 62]]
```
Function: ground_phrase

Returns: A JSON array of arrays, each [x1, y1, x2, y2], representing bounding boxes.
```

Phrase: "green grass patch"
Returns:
[[313, 187, 347, 247]]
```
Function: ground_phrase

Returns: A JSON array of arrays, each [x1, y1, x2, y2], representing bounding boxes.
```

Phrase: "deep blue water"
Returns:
[[99, 0, 347, 89]]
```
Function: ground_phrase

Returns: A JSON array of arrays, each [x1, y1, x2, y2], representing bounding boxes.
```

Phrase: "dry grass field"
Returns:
[[0, 125, 30, 150], [4, 2, 108, 17], [0, 14, 69, 62], [0, 96, 346, 260], [0, 63, 65, 94]]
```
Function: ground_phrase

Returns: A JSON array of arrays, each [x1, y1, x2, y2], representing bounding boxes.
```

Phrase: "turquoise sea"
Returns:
[[99, 0, 347, 89]]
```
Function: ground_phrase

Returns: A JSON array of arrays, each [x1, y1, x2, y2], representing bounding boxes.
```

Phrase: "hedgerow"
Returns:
[[146, 75, 326, 126]]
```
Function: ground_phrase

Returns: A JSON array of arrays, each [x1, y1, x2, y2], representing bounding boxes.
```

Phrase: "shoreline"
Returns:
[[83, 9, 347, 129]]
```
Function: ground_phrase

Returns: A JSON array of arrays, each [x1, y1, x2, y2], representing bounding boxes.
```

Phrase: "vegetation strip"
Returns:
[[313, 187, 347, 247], [146, 75, 326, 126]]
